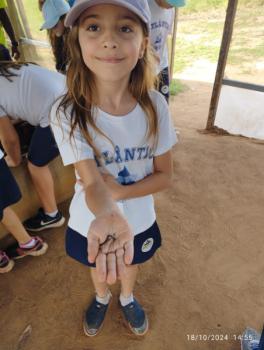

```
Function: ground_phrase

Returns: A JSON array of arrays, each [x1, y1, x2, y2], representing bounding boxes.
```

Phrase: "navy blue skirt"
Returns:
[[65, 221, 162, 267], [27, 126, 59, 167], [0, 158, 21, 220]]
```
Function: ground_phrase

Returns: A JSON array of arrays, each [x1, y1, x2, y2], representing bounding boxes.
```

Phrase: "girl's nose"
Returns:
[[103, 41, 117, 49], [102, 30, 118, 49]]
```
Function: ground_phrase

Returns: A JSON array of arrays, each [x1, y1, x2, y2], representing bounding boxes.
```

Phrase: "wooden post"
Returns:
[[16, 0, 32, 39], [6, 0, 26, 60], [206, 0, 238, 130], [15, 0, 39, 60], [170, 8, 179, 79]]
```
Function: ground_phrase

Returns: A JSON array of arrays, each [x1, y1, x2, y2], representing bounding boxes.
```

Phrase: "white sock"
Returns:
[[19, 237, 36, 249], [45, 210, 58, 218], [119, 293, 134, 307], [96, 290, 112, 305]]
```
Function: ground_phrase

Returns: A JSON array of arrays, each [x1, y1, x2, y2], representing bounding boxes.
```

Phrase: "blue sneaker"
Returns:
[[83, 298, 111, 337], [241, 328, 261, 350], [120, 298, 149, 336]]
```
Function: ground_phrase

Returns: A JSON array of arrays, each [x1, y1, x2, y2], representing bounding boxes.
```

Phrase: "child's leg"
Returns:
[[1, 207, 31, 244], [90, 268, 109, 298], [27, 125, 60, 213], [83, 268, 112, 337], [119, 264, 148, 336], [2, 206, 48, 259], [24, 126, 64, 231], [27, 161, 57, 213], [120, 264, 138, 297]]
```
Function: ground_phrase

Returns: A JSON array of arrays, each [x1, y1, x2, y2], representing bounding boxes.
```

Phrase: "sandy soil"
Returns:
[[1, 80, 264, 350]]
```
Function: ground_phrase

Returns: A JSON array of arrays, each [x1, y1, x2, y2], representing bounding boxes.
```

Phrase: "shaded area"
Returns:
[[0, 81, 264, 349]]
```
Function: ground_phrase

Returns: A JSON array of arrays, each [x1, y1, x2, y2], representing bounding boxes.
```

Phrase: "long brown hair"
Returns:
[[47, 23, 70, 74], [38, 1, 69, 73], [57, 18, 158, 162]]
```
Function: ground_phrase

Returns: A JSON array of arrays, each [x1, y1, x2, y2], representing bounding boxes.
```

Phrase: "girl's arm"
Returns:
[[75, 158, 120, 216], [74, 159, 134, 284], [102, 149, 173, 200], [0, 116, 21, 166], [155, 0, 174, 8]]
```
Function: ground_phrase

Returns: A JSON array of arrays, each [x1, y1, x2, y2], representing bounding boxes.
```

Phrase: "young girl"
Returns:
[[0, 148, 48, 273], [0, 62, 66, 231], [149, 0, 186, 102], [39, 0, 70, 73], [51, 0, 177, 337]]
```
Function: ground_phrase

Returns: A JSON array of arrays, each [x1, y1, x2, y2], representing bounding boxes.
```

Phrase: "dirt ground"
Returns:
[[1, 80, 264, 350]]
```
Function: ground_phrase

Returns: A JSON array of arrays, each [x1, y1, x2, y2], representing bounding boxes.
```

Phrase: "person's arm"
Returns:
[[0, 116, 21, 166], [0, 9, 20, 59], [50, 104, 134, 283], [75, 159, 121, 216], [102, 150, 173, 201], [155, 0, 174, 8], [74, 159, 134, 284]]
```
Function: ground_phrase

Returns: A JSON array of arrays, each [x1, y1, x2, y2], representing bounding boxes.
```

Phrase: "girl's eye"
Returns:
[[120, 26, 132, 33], [87, 24, 100, 32]]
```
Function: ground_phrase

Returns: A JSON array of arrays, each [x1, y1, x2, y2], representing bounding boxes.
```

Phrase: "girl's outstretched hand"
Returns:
[[87, 210, 134, 284]]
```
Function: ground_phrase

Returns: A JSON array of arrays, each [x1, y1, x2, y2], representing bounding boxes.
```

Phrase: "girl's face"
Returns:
[[53, 19, 65, 37], [78, 4, 148, 84]]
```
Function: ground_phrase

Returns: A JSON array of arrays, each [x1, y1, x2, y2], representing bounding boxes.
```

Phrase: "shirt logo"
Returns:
[[141, 238, 154, 253]]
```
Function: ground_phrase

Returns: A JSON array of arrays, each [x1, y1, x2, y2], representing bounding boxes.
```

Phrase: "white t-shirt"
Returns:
[[51, 90, 177, 238], [0, 149, 4, 159], [149, 0, 174, 73], [0, 64, 66, 127]]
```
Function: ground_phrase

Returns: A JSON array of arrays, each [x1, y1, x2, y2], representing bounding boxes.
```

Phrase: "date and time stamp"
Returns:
[[186, 333, 253, 342]]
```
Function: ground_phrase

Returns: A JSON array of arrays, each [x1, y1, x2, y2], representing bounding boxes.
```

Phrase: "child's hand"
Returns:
[[101, 173, 123, 201], [87, 210, 134, 284], [95, 246, 126, 285]]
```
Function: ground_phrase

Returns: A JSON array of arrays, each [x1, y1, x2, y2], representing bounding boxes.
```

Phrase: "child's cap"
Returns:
[[166, 0, 186, 7], [64, 0, 151, 32], [40, 0, 71, 30]]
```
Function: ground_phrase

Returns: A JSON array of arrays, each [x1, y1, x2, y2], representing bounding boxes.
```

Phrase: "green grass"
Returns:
[[169, 79, 186, 96], [182, 0, 264, 14], [18, 0, 264, 86], [172, 0, 264, 85]]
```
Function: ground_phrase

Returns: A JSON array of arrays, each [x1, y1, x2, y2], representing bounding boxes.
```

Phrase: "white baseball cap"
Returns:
[[40, 0, 70, 30], [64, 0, 151, 32]]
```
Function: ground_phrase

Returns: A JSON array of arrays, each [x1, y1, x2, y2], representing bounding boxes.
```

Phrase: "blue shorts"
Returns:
[[27, 126, 59, 167], [0, 158, 21, 221], [158, 67, 170, 103], [65, 221, 162, 267]]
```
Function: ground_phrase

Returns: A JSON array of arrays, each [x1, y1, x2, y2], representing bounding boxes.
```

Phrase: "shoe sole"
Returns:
[[14, 242, 48, 260], [126, 315, 149, 336], [24, 217, 65, 232], [0, 259, 15, 273], [82, 299, 112, 337]]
